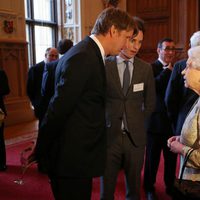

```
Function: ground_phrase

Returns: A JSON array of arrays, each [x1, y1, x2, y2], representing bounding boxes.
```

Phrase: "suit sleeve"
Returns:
[[41, 64, 48, 97], [165, 63, 182, 129], [152, 64, 172, 97], [144, 65, 156, 118]]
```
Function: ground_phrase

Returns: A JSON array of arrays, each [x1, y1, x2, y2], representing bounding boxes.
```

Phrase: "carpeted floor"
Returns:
[[0, 140, 173, 200], [1, 142, 54, 200], [2, 120, 173, 200]]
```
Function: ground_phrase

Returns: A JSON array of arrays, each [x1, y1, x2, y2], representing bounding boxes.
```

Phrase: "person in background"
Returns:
[[35, 8, 136, 200], [168, 46, 200, 199], [27, 40, 73, 174], [100, 17, 155, 200], [0, 68, 10, 171], [143, 38, 177, 200], [26, 47, 58, 173], [165, 31, 200, 136], [26, 47, 58, 123], [40, 39, 73, 120]]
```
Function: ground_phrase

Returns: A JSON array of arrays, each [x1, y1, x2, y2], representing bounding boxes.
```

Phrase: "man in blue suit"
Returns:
[[35, 8, 137, 200]]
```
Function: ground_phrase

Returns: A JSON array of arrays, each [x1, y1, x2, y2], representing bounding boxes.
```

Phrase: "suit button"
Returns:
[[119, 117, 122, 120]]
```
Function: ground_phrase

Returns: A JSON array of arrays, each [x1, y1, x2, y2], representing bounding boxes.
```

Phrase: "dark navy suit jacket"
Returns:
[[147, 60, 172, 135], [36, 36, 107, 177], [40, 60, 58, 120], [165, 59, 198, 135]]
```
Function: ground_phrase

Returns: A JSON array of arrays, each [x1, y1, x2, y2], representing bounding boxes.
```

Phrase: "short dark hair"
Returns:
[[104, 0, 119, 8], [157, 38, 174, 48], [91, 7, 137, 36], [57, 39, 73, 55], [133, 16, 145, 34]]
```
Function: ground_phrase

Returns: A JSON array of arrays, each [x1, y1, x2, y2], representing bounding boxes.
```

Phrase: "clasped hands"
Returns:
[[167, 136, 185, 154]]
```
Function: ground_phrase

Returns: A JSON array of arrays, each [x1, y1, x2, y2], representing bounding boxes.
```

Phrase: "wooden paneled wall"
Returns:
[[127, 0, 199, 63]]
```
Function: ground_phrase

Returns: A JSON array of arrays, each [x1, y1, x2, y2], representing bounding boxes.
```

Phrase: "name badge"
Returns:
[[133, 83, 144, 92]]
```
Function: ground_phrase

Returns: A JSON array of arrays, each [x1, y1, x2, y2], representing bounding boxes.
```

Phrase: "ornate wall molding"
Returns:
[[0, 12, 17, 38], [0, 41, 35, 126]]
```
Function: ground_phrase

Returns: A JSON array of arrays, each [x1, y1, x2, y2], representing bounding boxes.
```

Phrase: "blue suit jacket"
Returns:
[[40, 60, 58, 120], [165, 59, 198, 135]]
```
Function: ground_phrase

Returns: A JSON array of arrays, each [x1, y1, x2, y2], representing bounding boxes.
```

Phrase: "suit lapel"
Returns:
[[126, 59, 137, 96], [106, 57, 123, 96], [111, 62, 123, 94], [127, 58, 143, 96]]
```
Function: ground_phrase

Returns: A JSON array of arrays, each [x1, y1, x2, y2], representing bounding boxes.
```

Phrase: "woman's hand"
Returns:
[[167, 136, 179, 147], [167, 136, 184, 154]]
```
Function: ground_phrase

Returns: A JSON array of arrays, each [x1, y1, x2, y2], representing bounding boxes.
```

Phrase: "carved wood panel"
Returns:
[[0, 41, 35, 126], [127, 0, 199, 63]]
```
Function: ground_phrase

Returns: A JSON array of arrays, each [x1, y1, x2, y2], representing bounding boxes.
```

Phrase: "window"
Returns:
[[24, 0, 58, 67], [63, 0, 81, 44]]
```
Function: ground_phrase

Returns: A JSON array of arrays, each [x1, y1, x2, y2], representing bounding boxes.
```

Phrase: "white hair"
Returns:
[[187, 46, 200, 69], [190, 31, 200, 47]]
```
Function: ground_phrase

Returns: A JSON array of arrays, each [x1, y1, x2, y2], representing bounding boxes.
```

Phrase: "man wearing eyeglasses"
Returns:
[[143, 38, 177, 200]]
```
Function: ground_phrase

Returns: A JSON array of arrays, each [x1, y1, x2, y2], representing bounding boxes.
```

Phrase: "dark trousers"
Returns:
[[0, 123, 6, 167], [143, 132, 177, 192], [100, 133, 145, 200], [49, 175, 92, 200]]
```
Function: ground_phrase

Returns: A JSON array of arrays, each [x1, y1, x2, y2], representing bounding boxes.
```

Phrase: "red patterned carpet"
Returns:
[[2, 120, 173, 200], [0, 141, 173, 200]]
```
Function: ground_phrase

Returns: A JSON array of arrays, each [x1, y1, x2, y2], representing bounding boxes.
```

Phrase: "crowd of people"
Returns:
[[1, 5, 200, 200]]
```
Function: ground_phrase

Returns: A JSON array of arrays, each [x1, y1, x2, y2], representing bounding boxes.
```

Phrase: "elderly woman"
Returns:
[[167, 46, 200, 198]]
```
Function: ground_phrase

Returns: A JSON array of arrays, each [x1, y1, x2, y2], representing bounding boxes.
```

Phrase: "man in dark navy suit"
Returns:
[[0, 68, 10, 171], [143, 38, 177, 200], [165, 31, 200, 136], [35, 8, 137, 200]]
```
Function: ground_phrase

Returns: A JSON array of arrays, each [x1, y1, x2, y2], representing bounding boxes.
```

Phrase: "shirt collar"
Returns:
[[158, 58, 168, 66], [90, 34, 105, 63], [116, 56, 134, 64]]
